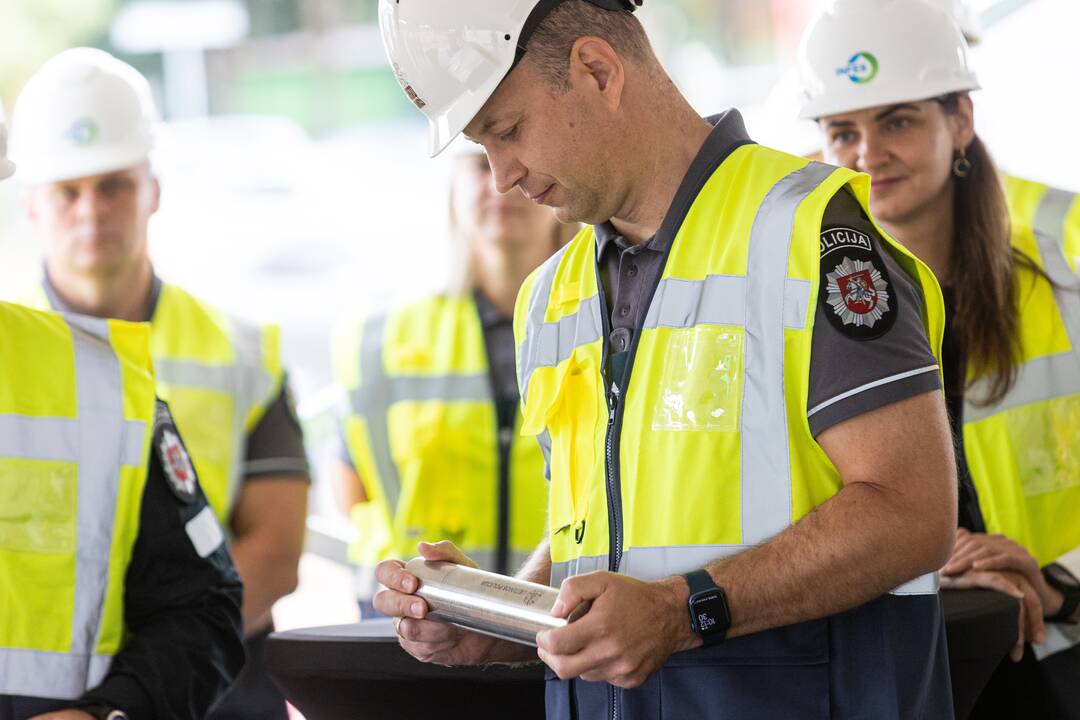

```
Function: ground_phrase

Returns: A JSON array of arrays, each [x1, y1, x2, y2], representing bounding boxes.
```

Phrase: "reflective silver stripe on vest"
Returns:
[[155, 317, 276, 515], [1034, 187, 1077, 244], [740, 162, 836, 545], [642, 276, 811, 332], [346, 313, 494, 513], [518, 244, 577, 404], [0, 315, 146, 699], [965, 229, 1080, 423], [551, 548, 937, 597]]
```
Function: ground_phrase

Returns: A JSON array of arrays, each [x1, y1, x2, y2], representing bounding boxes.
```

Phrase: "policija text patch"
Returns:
[[819, 226, 897, 341]]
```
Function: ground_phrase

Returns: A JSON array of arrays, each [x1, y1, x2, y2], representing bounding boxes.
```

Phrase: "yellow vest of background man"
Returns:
[[334, 295, 548, 589], [0, 301, 154, 699], [1004, 174, 1080, 272], [515, 146, 944, 594], [25, 282, 282, 526]]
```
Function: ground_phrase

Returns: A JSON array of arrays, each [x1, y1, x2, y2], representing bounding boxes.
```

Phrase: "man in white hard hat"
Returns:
[[0, 100, 244, 720], [10, 48, 310, 720], [372, 1, 959, 717]]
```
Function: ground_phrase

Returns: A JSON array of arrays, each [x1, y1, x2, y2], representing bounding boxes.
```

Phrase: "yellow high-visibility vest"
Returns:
[[514, 146, 945, 593], [334, 295, 548, 591], [962, 221, 1080, 567], [0, 301, 155, 699], [1003, 173, 1080, 272], [25, 282, 283, 526]]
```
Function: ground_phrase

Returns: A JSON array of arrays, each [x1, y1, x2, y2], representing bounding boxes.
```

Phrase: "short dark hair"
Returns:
[[523, 0, 654, 88]]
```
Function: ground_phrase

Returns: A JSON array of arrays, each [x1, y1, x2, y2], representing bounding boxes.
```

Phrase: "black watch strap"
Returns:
[[1043, 564, 1080, 624], [683, 569, 731, 646]]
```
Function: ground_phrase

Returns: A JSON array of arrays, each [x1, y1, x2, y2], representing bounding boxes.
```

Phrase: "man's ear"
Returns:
[[568, 36, 625, 110]]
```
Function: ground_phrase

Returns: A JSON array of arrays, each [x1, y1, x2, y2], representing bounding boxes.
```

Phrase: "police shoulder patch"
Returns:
[[153, 400, 198, 504], [819, 225, 898, 341]]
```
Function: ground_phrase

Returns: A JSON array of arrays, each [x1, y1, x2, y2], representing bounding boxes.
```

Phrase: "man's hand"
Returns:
[[943, 528, 1064, 618], [28, 711, 95, 720], [373, 541, 530, 666], [536, 571, 695, 688]]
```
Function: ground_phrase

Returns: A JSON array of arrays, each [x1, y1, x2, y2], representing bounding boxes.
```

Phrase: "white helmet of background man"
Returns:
[[379, 0, 642, 157], [10, 47, 158, 185], [0, 102, 14, 181], [797, 0, 979, 120], [923, 0, 982, 44]]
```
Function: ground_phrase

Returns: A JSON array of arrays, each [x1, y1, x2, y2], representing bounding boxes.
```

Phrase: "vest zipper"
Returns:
[[594, 262, 624, 576], [496, 421, 513, 575]]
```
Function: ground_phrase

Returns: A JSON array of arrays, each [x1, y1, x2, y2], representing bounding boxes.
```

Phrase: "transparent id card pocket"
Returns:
[[652, 326, 743, 433]]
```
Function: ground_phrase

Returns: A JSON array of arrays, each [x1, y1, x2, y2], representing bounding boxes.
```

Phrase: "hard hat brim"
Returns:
[[798, 77, 980, 121], [14, 142, 152, 185], [0, 159, 14, 181]]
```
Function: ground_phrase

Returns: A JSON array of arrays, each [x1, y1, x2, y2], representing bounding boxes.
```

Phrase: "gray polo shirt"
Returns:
[[596, 110, 940, 437], [43, 274, 310, 482]]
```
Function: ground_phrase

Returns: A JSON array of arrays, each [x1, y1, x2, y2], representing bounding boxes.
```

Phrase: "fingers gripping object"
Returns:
[[406, 558, 588, 646]]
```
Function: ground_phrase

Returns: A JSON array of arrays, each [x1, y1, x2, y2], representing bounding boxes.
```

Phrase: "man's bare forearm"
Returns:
[[705, 480, 950, 641]]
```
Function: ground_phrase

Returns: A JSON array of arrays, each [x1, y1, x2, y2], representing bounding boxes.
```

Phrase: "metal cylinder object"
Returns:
[[406, 558, 583, 647]]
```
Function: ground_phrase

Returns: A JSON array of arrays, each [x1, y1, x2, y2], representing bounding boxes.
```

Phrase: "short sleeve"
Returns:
[[807, 189, 942, 436]]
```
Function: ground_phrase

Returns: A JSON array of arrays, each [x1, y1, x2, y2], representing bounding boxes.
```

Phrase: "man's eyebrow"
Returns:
[[479, 113, 522, 137]]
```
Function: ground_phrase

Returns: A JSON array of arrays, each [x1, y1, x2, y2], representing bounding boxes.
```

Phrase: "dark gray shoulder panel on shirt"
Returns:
[[807, 188, 941, 437], [244, 379, 311, 480]]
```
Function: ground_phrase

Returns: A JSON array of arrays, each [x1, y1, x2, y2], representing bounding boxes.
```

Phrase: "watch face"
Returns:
[[691, 590, 730, 638]]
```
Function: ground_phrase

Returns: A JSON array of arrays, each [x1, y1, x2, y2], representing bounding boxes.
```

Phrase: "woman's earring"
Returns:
[[953, 148, 972, 178]]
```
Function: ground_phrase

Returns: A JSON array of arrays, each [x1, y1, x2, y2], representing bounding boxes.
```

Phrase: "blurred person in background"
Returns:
[[10, 48, 310, 720], [922, 0, 1080, 271], [800, 1, 1080, 717], [332, 148, 572, 617], [0, 102, 243, 720]]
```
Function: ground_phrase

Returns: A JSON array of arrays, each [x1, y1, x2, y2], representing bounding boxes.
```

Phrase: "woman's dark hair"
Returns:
[[938, 93, 1049, 405]]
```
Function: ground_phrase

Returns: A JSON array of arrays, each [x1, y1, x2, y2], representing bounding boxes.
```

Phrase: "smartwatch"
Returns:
[[1043, 563, 1080, 624], [683, 569, 731, 646]]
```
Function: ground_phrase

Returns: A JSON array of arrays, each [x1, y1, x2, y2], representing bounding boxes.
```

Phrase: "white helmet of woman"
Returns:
[[797, 0, 979, 120], [923, 0, 982, 44]]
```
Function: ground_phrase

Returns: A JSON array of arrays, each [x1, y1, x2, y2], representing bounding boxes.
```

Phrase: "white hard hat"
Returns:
[[379, 0, 641, 157], [10, 47, 159, 184], [922, 0, 982, 44], [0, 102, 14, 181], [797, 0, 979, 120]]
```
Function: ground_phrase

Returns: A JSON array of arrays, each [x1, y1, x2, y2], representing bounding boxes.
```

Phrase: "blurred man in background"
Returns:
[[0, 100, 243, 720], [10, 48, 310, 720]]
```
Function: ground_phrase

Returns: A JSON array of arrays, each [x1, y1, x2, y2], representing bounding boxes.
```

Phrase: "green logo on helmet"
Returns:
[[836, 52, 879, 84], [66, 118, 99, 147]]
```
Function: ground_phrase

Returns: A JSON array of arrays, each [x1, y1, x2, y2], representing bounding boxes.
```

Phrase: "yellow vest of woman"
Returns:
[[0, 302, 155, 700], [963, 220, 1080, 566], [514, 146, 945, 590], [1004, 173, 1080, 271], [334, 295, 548, 587]]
